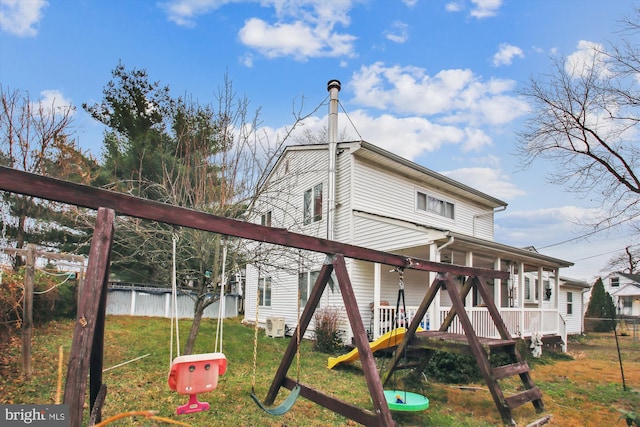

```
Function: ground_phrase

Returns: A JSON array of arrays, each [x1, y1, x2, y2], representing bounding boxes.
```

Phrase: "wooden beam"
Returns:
[[2, 247, 85, 263], [0, 166, 508, 280], [264, 261, 334, 405], [63, 208, 115, 427], [281, 377, 380, 427], [332, 255, 395, 427]]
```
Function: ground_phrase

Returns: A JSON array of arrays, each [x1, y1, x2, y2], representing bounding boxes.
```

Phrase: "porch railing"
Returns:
[[438, 307, 561, 339], [370, 306, 562, 340], [371, 305, 430, 338]]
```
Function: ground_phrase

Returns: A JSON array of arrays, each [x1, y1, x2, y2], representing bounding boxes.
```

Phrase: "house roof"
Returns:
[[265, 140, 572, 270], [610, 283, 640, 297], [437, 231, 574, 269], [351, 141, 508, 209], [558, 276, 591, 289], [279, 141, 508, 209], [616, 272, 640, 283]]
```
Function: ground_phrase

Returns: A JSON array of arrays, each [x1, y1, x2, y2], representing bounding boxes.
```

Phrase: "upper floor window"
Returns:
[[303, 183, 323, 225], [417, 191, 454, 219], [261, 211, 272, 227], [610, 277, 620, 287]]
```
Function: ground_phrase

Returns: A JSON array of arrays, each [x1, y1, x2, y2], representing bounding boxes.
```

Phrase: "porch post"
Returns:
[[373, 263, 381, 339], [430, 243, 440, 330], [465, 251, 473, 307], [494, 257, 501, 307], [519, 262, 525, 335], [553, 268, 559, 310], [539, 267, 545, 334]]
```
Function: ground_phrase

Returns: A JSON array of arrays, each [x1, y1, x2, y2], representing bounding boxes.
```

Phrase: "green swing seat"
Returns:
[[250, 385, 301, 416]]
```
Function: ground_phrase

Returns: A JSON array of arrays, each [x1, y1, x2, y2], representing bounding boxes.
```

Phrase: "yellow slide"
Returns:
[[327, 327, 423, 369]]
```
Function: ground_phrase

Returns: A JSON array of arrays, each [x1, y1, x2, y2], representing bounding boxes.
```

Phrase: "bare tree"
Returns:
[[517, 10, 640, 235], [0, 86, 96, 266], [604, 245, 640, 274]]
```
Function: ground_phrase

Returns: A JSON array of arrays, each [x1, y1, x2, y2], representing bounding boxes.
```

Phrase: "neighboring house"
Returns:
[[558, 276, 591, 335], [243, 137, 576, 350], [602, 272, 640, 317]]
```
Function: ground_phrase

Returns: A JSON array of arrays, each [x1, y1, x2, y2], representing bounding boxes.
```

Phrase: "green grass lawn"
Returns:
[[1, 316, 638, 426]]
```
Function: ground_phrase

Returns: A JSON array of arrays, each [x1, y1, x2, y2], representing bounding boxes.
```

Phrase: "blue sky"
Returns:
[[0, 0, 637, 282]]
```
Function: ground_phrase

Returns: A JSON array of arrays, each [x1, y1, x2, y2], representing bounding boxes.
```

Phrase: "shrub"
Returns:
[[424, 351, 482, 384], [313, 306, 344, 354]]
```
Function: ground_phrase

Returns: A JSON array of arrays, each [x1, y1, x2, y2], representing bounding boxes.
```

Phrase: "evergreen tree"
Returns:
[[585, 278, 615, 332]]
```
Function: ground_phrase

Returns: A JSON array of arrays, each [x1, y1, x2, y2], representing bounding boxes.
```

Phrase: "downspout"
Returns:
[[437, 235, 455, 255], [327, 79, 340, 241], [473, 205, 506, 237]]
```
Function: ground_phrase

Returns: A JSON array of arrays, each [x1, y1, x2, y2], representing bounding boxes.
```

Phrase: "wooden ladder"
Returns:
[[382, 273, 545, 426]]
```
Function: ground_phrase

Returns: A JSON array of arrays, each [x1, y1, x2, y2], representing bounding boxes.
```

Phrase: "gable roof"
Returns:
[[275, 140, 508, 209], [617, 272, 640, 283], [610, 283, 640, 296]]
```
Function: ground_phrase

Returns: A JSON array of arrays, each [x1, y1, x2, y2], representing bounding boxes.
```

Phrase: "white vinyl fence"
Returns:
[[106, 284, 240, 319]]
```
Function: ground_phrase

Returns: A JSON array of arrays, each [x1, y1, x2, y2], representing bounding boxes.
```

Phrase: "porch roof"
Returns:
[[435, 232, 573, 269], [611, 283, 640, 297]]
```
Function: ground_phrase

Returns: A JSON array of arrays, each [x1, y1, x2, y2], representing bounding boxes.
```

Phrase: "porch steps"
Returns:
[[381, 274, 545, 426]]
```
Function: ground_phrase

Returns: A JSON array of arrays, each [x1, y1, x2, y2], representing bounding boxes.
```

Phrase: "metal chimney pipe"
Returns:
[[327, 80, 340, 241]]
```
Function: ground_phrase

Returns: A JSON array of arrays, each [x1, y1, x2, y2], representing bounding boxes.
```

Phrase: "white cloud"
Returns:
[[0, 0, 47, 37], [493, 43, 524, 67], [283, 110, 471, 160], [162, 0, 358, 60], [238, 17, 356, 59], [442, 167, 525, 200], [470, 0, 503, 18], [402, 0, 418, 7], [565, 40, 612, 79], [384, 20, 409, 44], [160, 0, 232, 27], [34, 90, 75, 116], [445, 2, 463, 12], [350, 62, 529, 126]]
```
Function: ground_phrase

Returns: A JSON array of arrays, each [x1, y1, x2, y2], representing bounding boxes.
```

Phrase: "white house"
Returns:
[[243, 82, 574, 349], [602, 272, 640, 317], [559, 276, 591, 335]]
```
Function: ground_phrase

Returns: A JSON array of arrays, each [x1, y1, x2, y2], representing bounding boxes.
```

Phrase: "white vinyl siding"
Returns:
[[559, 286, 584, 335], [351, 158, 495, 240]]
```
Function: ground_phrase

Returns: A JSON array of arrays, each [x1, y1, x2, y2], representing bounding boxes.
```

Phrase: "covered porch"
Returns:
[[366, 232, 573, 350]]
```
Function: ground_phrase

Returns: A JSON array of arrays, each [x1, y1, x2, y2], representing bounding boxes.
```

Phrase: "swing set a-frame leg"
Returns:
[[264, 255, 396, 427]]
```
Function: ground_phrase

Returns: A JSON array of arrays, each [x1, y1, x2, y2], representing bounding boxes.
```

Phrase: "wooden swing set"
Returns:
[[0, 166, 545, 426]]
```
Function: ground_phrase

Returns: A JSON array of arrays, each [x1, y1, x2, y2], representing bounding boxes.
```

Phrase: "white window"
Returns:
[[261, 211, 272, 227], [298, 270, 319, 308], [525, 277, 539, 302], [610, 277, 620, 287], [258, 277, 271, 307], [303, 183, 323, 225], [567, 292, 573, 315], [417, 191, 454, 219]]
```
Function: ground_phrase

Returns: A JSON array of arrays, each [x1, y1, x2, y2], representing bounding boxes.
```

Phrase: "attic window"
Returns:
[[417, 191, 454, 219], [610, 277, 620, 287]]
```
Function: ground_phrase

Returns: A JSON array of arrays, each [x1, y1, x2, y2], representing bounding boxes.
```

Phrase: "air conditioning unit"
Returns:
[[265, 316, 285, 338]]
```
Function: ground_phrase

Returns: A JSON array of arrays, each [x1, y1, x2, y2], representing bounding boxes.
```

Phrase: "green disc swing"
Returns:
[[382, 268, 429, 412], [249, 279, 301, 415]]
